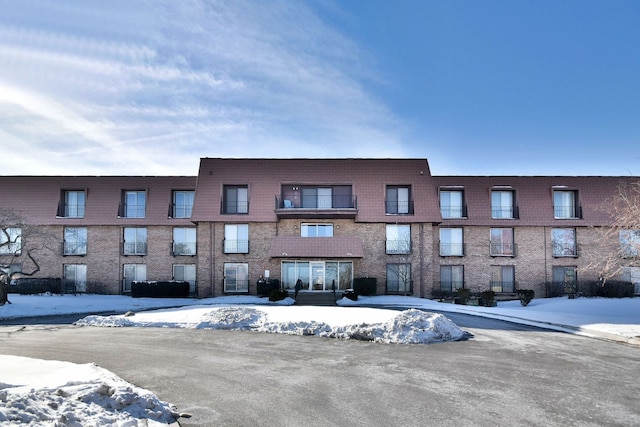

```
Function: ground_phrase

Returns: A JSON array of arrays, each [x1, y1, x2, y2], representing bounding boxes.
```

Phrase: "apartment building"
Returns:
[[1, 159, 637, 299]]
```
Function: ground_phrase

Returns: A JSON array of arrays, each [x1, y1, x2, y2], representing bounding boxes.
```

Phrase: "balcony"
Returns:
[[275, 195, 358, 219], [490, 243, 517, 257]]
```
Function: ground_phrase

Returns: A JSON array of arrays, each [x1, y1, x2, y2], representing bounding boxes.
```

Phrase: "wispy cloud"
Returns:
[[0, 0, 405, 176]]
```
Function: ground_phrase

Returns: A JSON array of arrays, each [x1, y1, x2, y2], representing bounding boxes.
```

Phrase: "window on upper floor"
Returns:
[[174, 227, 197, 256], [172, 190, 195, 218], [63, 227, 87, 256], [59, 190, 86, 218], [619, 230, 640, 258], [223, 186, 248, 214], [301, 223, 334, 237], [123, 227, 147, 255], [224, 224, 248, 253], [440, 189, 466, 219], [386, 224, 411, 254], [440, 228, 464, 256], [385, 186, 412, 215], [552, 228, 577, 257], [491, 265, 515, 293], [0, 227, 21, 255], [490, 228, 515, 257], [553, 190, 581, 219], [491, 190, 516, 219], [121, 190, 146, 218]]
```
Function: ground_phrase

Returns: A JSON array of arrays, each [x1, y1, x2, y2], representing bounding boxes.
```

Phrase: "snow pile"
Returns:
[[0, 355, 182, 426], [78, 306, 465, 344]]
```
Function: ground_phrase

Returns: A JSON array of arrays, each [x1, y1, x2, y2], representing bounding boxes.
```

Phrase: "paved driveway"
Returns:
[[1, 314, 638, 426]]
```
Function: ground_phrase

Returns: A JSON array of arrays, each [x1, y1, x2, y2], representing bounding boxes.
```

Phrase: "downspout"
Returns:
[[210, 222, 215, 297], [544, 226, 548, 286], [419, 223, 425, 298]]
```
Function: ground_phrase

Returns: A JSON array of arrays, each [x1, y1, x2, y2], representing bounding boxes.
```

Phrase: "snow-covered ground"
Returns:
[[1, 293, 639, 425]]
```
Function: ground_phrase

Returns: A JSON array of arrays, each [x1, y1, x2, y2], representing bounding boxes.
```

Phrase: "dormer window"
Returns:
[[223, 186, 248, 214], [553, 189, 581, 219], [440, 189, 466, 219]]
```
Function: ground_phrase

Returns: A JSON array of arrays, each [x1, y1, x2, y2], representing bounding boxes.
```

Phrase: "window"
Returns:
[[64, 264, 87, 293], [301, 223, 334, 237], [491, 190, 515, 219], [440, 228, 464, 256], [553, 190, 580, 219], [440, 265, 464, 292], [173, 264, 196, 295], [173, 227, 197, 255], [386, 263, 412, 293], [223, 186, 248, 214], [490, 228, 515, 256], [491, 265, 515, 293], [224, 262, 249, 292], [552, 228, 577, 257], [123, 264, 146, 293], [619, 230, 640, 258], [172, 190, 194, 218], [63, 227, 87, 256], [122, 190, 146, 218], [61, 190, 86, 218], [0, 227, 21, 255], [552, 266, 577, 295], [440, 189, 465, 219], [386, 224, 411, 254], [123, 227, 147, 255], [302, 187, 332, 209], [621, 267, 640, 295], [280, 185, 353, 209], [224, 224, 248, 253], [386, 186, 412, 214]]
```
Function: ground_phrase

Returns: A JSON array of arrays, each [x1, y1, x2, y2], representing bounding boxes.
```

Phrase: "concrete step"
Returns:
[[294, 292, 340, 306]]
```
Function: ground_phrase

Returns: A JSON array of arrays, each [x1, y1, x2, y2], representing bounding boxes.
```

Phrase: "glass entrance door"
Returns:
[[310, 262, 324, 290]]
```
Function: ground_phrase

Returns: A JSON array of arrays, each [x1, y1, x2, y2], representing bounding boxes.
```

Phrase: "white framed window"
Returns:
[[63, 227, 87, 256], [552, 228, 577, 257], [553, 190, 579, 219], [440, 228, 464, 256], [172, 190, 195, 218], [386, 263, 412, 293], [386, 186, 411, 214], [173, 264, 196, 295], [123, 190, 146, 218], [124, 227, 147, 255], [0, 227, 21, 255], [440, 190, 465, 219], [490, 228, 514, 256], [491, 190, 514, 219], [64, 264, 87, 293], [224, 262, 249, 293], [301, 223, 334, 237], [224, 224, 249, 253], [440, 265, 464, 292], [173, 227, 197, 255], [224, 186, 248, 214], [63, 190, 86, 218], [386, 224, 411, 254], [123, 264, 146, 293]]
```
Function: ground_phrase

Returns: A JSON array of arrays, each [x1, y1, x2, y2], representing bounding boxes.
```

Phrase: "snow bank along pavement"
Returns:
[[1, 294, 638, 425]]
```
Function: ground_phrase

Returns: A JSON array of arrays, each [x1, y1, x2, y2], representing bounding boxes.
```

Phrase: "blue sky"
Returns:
[[0, 0, 638, 176]]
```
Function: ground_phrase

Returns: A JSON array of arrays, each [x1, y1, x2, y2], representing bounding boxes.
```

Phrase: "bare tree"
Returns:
[[0, 209, 56, 305], [586, 180, 640, 286]]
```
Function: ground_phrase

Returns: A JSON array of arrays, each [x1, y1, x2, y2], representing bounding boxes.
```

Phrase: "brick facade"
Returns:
[[1, 159, 638, 300]]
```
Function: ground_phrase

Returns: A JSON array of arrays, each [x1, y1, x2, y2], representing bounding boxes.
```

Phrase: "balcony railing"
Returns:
[[439, 243, 465, 257], [173, 242, 197, 256], [386, 240, 412, 255], [440, 206, 468, 219], [439, 281, 464, 292], [552, 242, 579, 257], [490, 243, 516, 257], [491, 206, 519, 219], [275, 195, 357, 218], [385, 200, 415, 215], [62, 241, 87, 256], [223, 239, 249, 254], [123, 242, 147, 255], [490, 280, 516, 293], [169, 203, 193, 218], [554, 205, 582, 219]]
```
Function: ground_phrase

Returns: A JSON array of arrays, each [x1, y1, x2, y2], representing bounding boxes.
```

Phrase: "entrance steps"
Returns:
[[294, 292, 340, 306]]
